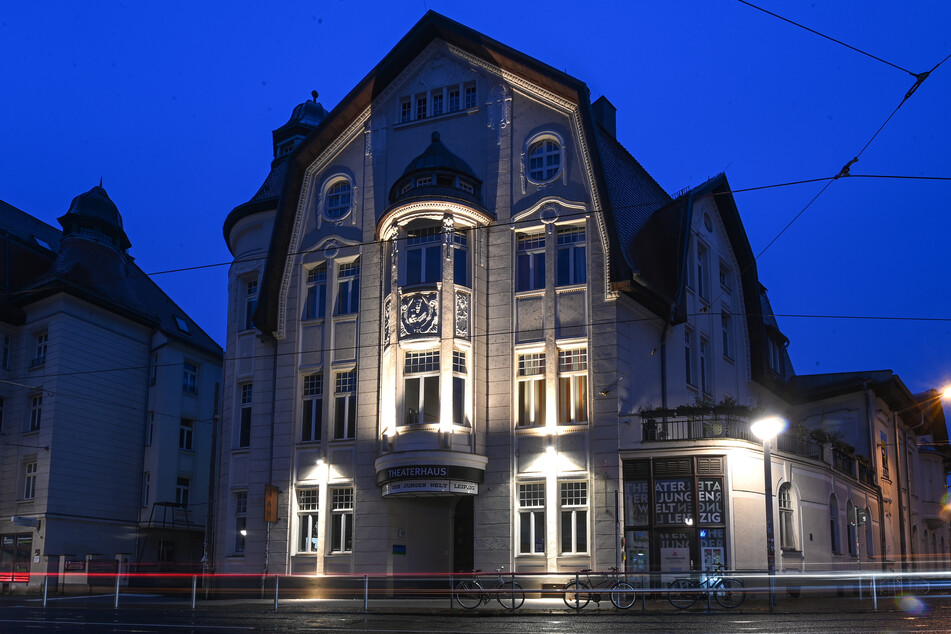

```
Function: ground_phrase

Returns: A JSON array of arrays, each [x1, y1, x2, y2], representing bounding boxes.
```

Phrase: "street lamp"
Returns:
[[751, 415, 786, 610]]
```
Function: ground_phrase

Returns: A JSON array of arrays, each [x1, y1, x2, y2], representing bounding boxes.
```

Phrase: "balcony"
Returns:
[[639, 408, 823, 464]]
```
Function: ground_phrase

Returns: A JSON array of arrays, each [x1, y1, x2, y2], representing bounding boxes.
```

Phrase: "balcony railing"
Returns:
[[832, 448, 856, 478], [640, 412, 823, 465]]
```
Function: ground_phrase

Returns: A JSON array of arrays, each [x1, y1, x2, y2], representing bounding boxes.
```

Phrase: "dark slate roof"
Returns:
[[251, 10, 611, 335], [1, 198, 221, 356]]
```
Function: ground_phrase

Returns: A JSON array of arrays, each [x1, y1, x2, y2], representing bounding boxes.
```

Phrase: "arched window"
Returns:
[[778, 483, 798, 551], [324, 179, 353, 220], [829, 494, 840, 554], [526, 137, 562, 183]]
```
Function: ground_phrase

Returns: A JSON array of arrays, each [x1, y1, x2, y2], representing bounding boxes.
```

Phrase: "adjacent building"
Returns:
[[0, 188, 222, 590], [215, 11, 949, 587]]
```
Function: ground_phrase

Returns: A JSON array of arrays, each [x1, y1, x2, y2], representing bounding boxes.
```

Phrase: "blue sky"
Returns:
[[2, 1, 949, 402]]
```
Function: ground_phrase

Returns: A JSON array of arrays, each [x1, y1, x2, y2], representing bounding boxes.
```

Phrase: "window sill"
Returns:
[[514, 289, 545, 299]]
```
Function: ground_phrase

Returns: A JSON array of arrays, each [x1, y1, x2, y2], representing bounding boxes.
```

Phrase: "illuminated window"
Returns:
[[519, 483, 546, 555], [557, 348, 587, 425], [297, 488, 320, 553], [330, 488, 354, 553], [560, 481, 588, 554], [404, 351, 440, 425], [517, 352, 546, 428]]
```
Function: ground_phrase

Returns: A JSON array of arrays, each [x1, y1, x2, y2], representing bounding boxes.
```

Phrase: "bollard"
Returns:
[[364, 574, 369, 612], [871, 575, 878, 611], [43, 575, 48, 608], [274, 575, 280, 611], [575, 572, 580, 609], [192, 575, 197, 609], [114, 572, 120, 608]]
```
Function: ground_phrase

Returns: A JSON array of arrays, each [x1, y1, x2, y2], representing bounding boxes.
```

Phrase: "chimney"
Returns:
[[592, 96, 617, 138]]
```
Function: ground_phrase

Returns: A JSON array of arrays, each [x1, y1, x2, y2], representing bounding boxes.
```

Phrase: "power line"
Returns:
[[737, 0, 917, 76]]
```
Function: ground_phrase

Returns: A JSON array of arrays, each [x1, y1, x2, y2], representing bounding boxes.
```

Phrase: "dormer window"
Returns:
[[527, 137, 562, 183], [175, 317, 191, 334]]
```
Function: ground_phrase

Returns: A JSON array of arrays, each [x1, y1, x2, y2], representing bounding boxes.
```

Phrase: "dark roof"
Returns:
[[252, 11, 611, 335], [1, 198, 221, 357], [58, 185, 131, 250]]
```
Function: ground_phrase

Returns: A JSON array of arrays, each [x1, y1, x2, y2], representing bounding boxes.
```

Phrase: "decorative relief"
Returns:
[[322, 240, 339, 260], [383, 297, 391, 348], [400, 291, 439, 337], [455, 291, 470, 338], [443, 214, 454, 261], [487, 83, 511, 147]]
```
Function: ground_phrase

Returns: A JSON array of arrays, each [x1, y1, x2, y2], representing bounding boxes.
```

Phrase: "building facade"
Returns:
[[215, 12, 949, 585], [0, 188, 222, 590]]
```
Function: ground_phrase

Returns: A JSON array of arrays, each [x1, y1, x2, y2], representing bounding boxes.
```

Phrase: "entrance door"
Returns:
[[452, 497, 474, 572]]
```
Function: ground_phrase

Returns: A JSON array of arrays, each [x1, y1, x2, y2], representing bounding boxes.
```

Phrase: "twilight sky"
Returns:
[[2, 1, 949, 400]]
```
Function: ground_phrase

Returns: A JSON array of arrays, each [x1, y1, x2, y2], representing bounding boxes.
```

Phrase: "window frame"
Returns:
[[403, 350, 440, 426], [244, 279, 258, 330], [32, 332, 48, 366], [304, 264, 327, 320], [176, 477, 191, 508], [179, 417, 194, 451], [560, 481, 589, 555], [23, 461, 37, 500], [516, 352, 546, 428], [238, 383, 253, 448], [330, 487, 354, 553], [518, 482, 546, 555], [324, 179, 353, 221], [234, 491, 248, 554], [297, 487, 320, 554], [557, 347, 588, 426], [335, 260, 360, 316], [526, 135, 563, 184], [516, 232, 546, 292], [333, 370, 356, 440], [778, 483, 799, 551], [29, 394, 42, 431], [183, 361, 199, 395], [555, 225, 586, 287], [301, 373, 323, 443]]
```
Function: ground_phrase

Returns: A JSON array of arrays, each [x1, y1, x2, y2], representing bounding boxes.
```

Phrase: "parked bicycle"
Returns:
[[878, 575, 930, 596], [454, 566, 525, 610], [667, 563, 745, 609], [563, 566, 636, 609]]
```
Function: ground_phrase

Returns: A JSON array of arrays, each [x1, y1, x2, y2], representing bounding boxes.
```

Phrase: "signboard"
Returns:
[[381, 480, 479, 496], [625, 481, 649, 526], [376, 464, 484, 485]]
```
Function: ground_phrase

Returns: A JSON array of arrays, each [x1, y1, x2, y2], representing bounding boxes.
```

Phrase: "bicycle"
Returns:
[[563, 567, 636, 609], [454, 566, 525, 610], [878, 575, 930, 597], [667, 563, 745, 609]]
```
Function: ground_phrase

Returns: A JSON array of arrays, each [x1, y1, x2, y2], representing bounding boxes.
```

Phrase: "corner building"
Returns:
[[217, 12, 949, 581]]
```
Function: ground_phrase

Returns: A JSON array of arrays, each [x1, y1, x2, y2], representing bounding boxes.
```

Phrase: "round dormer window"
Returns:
[[526, 136, 562, 183], [325, 179, 353, 220]]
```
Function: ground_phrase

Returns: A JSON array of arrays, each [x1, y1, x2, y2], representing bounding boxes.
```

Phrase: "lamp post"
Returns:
[[750, 416, 786, 610]]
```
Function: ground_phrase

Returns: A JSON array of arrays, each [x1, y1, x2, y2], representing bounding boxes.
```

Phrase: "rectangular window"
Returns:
[[452, 350, 467, 426], [1, 334, 10, 369], [696, 242, 709, 301], [334, 370, 356, 439], [238, 383, 252, 448], [146, 411, 154, 445], [142, 472, 150, 507], [32, 332, 47, 366], [556, 226, 586, 286], [415, 95, 427, 120], [684, 329, 694, 387], [516, 233, 545, 292], [150, 353, 158, 386], [29, 394, 42, 431], [880, 431, 890, 479], [517, 352, 546, 428], [297, 488, 320, 553], [335, 261, 360, 315], [23, 462, 37, 500], [453, 231, 469, 287], [330, 488, 354, 553], [464, 83, 477, 109], [404, 351, 440, 425], [183, 361, 198, 394], [448, 88, 460, 112], [699, 337, 710, 395], [431, 91, 444, 116], [179, 418, 194, 451], [304, 265, 327, 320], [719, 261, 732, 292], [399, 99, 411, 123], [234, 492, 248, 554], [721, 311, 733, 360], [557, 348, 588, 425], [245, 279, 258, 330], [405, 226, 442, 285], [560, 481, 588, 554], [301, 374, 323, 442], [176, 477, 190, 507], [519, 482, 546, 555]]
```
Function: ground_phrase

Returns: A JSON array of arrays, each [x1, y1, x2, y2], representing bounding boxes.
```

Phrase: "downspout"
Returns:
[[864, 381, 887, 570], [262, 335, 278, 593], [893, 411, 907, 571]]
